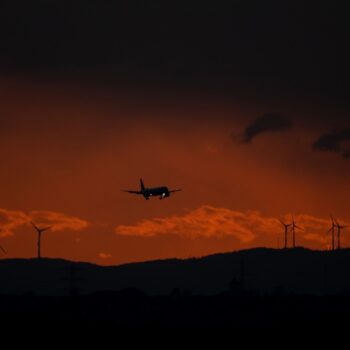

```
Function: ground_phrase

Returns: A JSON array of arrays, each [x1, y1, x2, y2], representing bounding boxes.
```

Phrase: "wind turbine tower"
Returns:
[[334, 218, 348, 250], [279, 219, 292, 249], [0, 229, 7, 256], [291, 216, 302, 249], [329, 216, 337, 251], [31, 222, 51, 259]]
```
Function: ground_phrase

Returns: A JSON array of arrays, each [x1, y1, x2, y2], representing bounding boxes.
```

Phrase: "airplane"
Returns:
[[122, 178, 182, 200]]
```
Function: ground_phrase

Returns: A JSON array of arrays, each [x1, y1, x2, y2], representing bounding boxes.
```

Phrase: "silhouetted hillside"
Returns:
[[1, 248, 350, 296]]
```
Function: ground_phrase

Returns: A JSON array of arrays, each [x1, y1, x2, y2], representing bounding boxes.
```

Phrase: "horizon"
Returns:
[[0, 243, 347, 267], [2, 246, 350, 298]]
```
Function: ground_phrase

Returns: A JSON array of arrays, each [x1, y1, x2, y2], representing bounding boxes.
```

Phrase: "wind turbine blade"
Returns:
[[330, 214, 337, 225], [332, 215, 340, 226], [31, 221, 39, 231], [41, 226, 51, 232], [0, 245, 6, 254], [290, 219, 296, 228]]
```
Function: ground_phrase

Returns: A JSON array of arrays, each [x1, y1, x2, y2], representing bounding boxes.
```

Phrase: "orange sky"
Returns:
[[1, 76, 350, 265]]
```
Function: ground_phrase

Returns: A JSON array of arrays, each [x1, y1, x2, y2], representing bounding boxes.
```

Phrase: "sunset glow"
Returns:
[[0, 77, 349, 265]]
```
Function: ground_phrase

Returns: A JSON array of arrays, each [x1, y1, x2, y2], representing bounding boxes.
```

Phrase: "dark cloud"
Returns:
[[240, 114, 293, 143], [0, 1, 348, 102], [313, 129, 350, 158]]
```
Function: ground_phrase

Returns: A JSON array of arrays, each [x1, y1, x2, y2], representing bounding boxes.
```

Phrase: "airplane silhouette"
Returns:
[[122, 178, 182, 200]]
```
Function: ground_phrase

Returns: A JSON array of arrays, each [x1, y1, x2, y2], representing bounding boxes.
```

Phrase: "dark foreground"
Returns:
[[1, 291, 350, 332], [2, 249, 350, 336]]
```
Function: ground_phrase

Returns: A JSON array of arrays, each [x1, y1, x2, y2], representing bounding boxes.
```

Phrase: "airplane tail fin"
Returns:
[[140, 178, 145, 191]]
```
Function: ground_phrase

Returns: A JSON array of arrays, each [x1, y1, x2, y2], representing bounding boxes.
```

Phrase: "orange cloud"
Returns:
[[0, 208, 29, 237], [0, 208, 89, 236], [116, 205, 270, 242], [30, 210, 89, 232], [116, 206, 347, 247], [99, 253, 112, 259], [291, 214, 330, 243]]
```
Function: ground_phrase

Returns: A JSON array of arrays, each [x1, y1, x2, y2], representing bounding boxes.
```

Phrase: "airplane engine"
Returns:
[[160, 192, 169, 199]]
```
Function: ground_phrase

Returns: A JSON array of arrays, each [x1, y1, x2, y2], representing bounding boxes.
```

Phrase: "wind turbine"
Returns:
[[0, 229, 6, 256], [328, 215, 337, 251], [31, 222, 51, 259], [334, 217, 348, 250], [279, 219, 292, 249], [291, 215, 303, 249]]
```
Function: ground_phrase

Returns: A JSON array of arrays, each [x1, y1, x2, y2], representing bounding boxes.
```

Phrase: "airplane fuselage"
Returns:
[[122, 178, 181, 199], [142, 186, 170, 199]]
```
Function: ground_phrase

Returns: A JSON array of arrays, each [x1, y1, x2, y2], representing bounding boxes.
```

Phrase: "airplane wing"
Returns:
[[121, 190, 142, 194], [169, 189, 182, 193]]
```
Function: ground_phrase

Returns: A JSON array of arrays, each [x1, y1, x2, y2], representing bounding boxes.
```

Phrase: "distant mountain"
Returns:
[[1, 248, 350, 296]]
